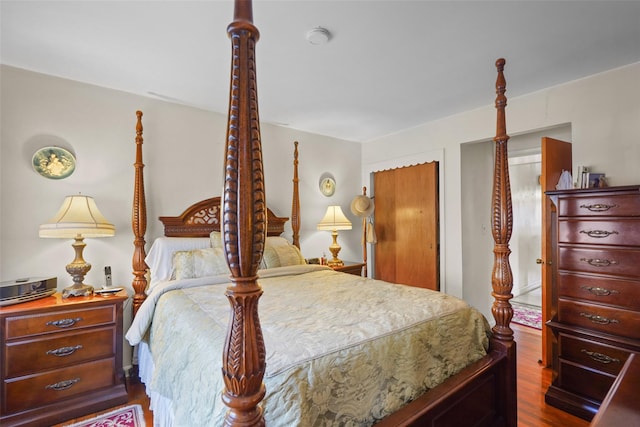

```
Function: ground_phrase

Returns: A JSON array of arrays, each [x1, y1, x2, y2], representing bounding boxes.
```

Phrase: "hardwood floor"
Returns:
[[55, 323, 589, 426], [513, 323, 589, 427]]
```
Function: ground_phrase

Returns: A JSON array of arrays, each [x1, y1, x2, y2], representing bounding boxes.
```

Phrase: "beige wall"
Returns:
[[363, 62, 640, 320], [0, 65, 362, 370]]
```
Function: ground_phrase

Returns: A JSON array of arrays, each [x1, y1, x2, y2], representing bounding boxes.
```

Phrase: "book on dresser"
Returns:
[[544, 185, 640, 421]]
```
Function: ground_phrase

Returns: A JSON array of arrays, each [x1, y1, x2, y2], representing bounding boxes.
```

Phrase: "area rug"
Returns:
[[512, 301, 542, 330], [63, 404, 145, 427]]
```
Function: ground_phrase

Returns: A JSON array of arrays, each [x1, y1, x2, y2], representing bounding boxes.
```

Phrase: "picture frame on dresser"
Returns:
[[544, 185, 640, 421]]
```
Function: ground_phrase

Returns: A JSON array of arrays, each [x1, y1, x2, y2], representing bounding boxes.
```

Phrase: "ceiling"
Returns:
[[2, 1, 639, 142]]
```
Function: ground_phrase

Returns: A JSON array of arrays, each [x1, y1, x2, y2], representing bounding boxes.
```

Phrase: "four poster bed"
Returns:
[[127, 2, 517, 426]]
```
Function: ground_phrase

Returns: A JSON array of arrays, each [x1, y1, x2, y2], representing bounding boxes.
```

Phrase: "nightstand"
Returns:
[[1, 291, 129, 427], [332, 261, 366, 276]]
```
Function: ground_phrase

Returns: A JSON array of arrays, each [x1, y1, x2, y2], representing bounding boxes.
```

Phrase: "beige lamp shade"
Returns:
[[39, 195, 115, 238], [317, 205, 352, 231], [39, 195, 115, 298]]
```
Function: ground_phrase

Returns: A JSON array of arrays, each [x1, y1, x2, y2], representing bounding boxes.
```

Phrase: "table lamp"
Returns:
[[39, 195, 115, 297], [317, 205, 352, 267]]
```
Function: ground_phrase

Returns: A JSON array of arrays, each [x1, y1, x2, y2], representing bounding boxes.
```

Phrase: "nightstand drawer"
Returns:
[[558, 272, 640, 311], [558, 246, 640, 279], [3, 358, 116, 413], [558, 333, 629, 375], [558, 194, 640, 217], [4, 305, 117, 339], [558, 359, 616, 402], [559, 219, 640, 246], [4, 326, 116, 377], [558, 299, 640, 339]]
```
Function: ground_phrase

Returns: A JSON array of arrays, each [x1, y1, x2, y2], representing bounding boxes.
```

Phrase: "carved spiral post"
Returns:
[[291, 141, 301, 249], [131, 110, 148, 317], [362, 186, 368, 277], [490, 58, 514, 342], [221, 1, 267, 426]]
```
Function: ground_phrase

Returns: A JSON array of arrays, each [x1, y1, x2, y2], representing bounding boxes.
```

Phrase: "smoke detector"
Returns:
[[306, 27, 331, 45]]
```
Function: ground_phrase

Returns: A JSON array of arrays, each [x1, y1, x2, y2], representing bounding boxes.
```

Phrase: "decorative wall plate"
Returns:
[[319, 176, 336, 197], [32, 146, 76, 179]]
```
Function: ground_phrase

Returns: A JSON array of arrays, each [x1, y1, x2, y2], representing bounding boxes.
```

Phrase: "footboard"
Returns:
[[376, 339, 516, 427]]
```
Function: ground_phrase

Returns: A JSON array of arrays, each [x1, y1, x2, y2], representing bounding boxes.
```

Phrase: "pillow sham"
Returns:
[[145, 237, 211, 287], [210, 231, 223, 249], [262, 236, 306, 269], [207, 233, 305, 269], [172, 247, 229, 280]]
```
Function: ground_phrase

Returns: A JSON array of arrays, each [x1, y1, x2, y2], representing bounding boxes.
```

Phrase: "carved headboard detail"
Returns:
[[159, 196, 288, 237]]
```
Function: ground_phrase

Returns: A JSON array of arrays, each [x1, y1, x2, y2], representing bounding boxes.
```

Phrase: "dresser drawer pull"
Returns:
[[579, 312, 619, 325], [46, 344, 83, 357], [46, 317, 83, 328], [45, 377, 80, 391], [580, 258, 618, 267], [581, 286, 619, 297], [579, 229, 619, 238], [581, 349, 621, 364], [580, 203, 618, 212]]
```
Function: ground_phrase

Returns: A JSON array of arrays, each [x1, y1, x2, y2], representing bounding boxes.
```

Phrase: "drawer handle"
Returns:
[[45, 378, 80, 391], [581, 349, 621, 364], [581, 286, 619, 297], [579, 312, 619, 325], [579, 230, 618, 238], [580, 258, 618, 267], [580, 203, 618, 212], [46, 317, 83, 328], [46, 344, 83, 357]]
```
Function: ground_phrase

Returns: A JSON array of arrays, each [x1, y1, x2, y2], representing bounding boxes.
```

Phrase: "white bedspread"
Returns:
[[126, 265, 489, 426]]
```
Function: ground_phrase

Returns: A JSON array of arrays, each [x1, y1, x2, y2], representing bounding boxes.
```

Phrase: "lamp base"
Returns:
[[62, 283, 94, 298], [326, 258, 344, 267]]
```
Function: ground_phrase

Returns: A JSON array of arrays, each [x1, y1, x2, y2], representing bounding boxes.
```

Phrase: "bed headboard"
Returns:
[[158, 196, 288, 237]]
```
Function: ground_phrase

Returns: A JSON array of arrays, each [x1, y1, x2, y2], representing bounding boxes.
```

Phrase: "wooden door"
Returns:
[[373, 162, 439, 290], [540, 137, 572, 366]]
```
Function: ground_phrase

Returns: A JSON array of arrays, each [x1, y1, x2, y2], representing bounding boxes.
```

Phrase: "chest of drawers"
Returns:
[[544, 185, 640, 420], [1, 292, 129, 427]]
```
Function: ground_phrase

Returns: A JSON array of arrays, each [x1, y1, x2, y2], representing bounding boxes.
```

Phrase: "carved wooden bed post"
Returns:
[[131, 110, 148, 317], [490, 58, 518, 426], [221, 0, 267, 425], [291, 141, 301, 249]]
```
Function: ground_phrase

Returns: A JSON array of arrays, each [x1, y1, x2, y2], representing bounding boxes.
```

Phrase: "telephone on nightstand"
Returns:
[[104, 266, 112, 288]]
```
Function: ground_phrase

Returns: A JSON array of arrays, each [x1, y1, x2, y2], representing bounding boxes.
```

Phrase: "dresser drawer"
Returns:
[[4, 326, 115, 378], [558, 299, 640, 339], [558, 193, 640, 217], [558, 272, 640, 311], [558, 359, 616, 402], [558, 246, 640, 279], [4, 305, 117, 339], [3, 358, 116, 414], [558, 219, 640, 246], [558, 333, 630, 375]]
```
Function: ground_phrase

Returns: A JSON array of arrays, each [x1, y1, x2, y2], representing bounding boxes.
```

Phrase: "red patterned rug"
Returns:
[[512, 302, 542, 330], [63, 405, 145, 427]]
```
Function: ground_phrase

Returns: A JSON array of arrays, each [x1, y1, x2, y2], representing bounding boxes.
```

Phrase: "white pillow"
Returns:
[[172, 247, 229, 280], [145, 237, 211, 288]]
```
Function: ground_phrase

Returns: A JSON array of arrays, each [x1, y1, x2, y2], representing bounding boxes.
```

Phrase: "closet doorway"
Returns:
[[373, 162, 439, 290]]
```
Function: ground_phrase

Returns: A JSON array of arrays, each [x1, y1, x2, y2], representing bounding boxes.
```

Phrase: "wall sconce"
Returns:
[[39, 195, 115, 297], [317, 205, 352, 267]]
